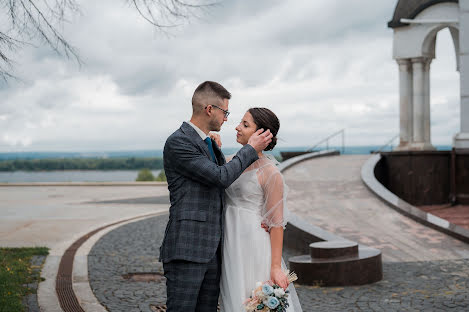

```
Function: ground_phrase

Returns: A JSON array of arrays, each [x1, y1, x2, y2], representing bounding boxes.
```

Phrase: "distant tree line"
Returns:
[[0, 157, 163, 171], [136, 169, 166, 182]]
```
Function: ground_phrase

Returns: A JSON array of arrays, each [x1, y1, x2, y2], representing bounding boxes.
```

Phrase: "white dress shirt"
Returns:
[[187, 121, 209, 141]]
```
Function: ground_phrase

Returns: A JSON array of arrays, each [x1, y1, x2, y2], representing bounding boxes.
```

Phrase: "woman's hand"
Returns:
[[209, 132, 222, 148], [270, 267, 288, 290]]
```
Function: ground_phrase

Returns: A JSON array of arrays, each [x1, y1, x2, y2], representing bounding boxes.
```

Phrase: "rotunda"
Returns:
[[388, 0, 469, 150]]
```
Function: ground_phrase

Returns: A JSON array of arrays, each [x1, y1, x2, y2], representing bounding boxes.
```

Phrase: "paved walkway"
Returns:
[[0, 185, 168, 248], [0, 185, 169, 312], [3, 154, 469, 311], [420, 204, 469, 230], [85, 154, 469, 311], [88, 214, 469, 312], [88, 215, 168, 311], [282, 155, 469, 263]]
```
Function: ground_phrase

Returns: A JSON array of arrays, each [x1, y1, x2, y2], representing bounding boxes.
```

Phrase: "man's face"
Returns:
[[209, 98, 229, 132]]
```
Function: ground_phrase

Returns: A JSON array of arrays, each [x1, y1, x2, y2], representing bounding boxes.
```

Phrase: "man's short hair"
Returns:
[[192, 81, 231, 114]]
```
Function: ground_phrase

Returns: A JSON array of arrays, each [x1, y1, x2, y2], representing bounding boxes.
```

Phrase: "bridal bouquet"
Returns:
[[243, 271, 298, 312]]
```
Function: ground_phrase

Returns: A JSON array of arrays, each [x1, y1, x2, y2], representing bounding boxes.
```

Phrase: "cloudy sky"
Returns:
[[0, 0, 461, 152]]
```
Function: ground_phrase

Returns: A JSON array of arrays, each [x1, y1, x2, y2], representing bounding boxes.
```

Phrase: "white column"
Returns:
[[454, 0, 469, 148], [395, 59, 413, 150], [412, 57, 425, 144], [423, 58, 432, 145], [410, 57, 435, 150]]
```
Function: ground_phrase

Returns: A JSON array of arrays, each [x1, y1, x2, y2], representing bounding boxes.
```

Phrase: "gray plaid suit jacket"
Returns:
[[159, 122, 259, 263]]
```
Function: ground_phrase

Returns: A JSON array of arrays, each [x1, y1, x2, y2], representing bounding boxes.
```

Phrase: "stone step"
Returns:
[[309, 240, 358, 259], [289, 245, 382, 286]]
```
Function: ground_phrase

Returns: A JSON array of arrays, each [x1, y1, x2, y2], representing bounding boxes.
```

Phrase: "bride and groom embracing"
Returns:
[[159, 81, 302, 312]]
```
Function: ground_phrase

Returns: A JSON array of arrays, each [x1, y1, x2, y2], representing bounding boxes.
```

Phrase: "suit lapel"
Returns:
[[180, 122, 212, 160], [212, 140, 225, 165]]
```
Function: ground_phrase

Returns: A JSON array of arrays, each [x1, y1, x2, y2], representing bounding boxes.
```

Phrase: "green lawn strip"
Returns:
[[0, 247, 49, 312]]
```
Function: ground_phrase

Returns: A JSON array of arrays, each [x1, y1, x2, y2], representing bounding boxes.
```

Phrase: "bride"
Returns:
[[216, 108, 302, 312]]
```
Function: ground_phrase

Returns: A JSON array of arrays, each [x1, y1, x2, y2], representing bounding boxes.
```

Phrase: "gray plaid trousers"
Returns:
[[163, 246, 221, 312]]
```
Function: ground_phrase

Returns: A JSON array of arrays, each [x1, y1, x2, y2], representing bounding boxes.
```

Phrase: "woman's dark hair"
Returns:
[[248, 107, 280, 151]]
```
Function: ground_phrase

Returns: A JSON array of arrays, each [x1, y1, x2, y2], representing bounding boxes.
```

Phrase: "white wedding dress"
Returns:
[[219, 156, 302, 312]]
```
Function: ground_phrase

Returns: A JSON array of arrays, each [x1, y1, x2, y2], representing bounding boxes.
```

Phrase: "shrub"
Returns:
[[155, 170, 167, 182], [136, 168, 155, 181]]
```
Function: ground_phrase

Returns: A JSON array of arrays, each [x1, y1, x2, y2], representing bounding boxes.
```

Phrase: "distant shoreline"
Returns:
[[0, 145, 454, 161], [0, 157, 163, 172], [0, 169, 162, 183]]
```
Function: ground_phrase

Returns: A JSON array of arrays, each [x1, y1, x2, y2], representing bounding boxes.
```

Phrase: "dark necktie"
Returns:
[[204, 137, 217, 163]]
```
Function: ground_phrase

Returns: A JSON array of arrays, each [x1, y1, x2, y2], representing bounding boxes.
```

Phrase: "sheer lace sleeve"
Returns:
[[258, 161, 289, 229]]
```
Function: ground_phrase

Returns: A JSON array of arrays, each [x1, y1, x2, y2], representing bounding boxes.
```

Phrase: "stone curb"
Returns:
[[278, 149, 340, 172], [361, 153, 469, 244], [73, 211, 168, 312], [38, 211, 168, 312]]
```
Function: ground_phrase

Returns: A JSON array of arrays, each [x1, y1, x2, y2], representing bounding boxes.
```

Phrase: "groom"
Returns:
[[159, 81, 272, 311]]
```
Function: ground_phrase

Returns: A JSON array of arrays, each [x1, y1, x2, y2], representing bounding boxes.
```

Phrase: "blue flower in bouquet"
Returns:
[[266, 296, 280, 309], [262, 284, 274, 295]]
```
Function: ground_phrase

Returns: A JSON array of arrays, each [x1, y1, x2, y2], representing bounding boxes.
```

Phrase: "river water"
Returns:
[[0, 170, 162, 183]]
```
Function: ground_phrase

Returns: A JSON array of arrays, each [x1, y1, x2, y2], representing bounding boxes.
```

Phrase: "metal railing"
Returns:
[[306, 129, 345, 154], [374, 134, 399, 153]]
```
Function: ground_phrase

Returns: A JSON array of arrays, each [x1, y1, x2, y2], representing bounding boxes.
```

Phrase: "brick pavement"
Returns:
[[282, 155, 469, 263]]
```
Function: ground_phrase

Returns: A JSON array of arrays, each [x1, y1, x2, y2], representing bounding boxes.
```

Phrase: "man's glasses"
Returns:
[[206, 105, 230, 118]]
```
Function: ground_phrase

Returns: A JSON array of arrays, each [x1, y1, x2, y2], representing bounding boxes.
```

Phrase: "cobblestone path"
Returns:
[[88, 215, 167, 312], [88, 214, 469, 311]]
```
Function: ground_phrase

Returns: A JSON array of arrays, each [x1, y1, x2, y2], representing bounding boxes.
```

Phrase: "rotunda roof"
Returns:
[[388, 0, 458, 28]]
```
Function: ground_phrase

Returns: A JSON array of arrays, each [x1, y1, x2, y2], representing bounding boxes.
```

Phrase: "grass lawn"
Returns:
[[0, 247, 49, 312]]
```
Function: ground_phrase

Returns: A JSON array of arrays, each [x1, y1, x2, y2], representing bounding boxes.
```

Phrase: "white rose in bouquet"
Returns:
[[274, 288, 285, 297]]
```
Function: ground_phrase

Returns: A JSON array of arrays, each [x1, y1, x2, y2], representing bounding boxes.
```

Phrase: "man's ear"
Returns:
[[205, 105, 212, 116]]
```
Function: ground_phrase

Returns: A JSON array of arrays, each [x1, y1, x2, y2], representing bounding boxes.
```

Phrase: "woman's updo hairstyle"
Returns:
[[248, 107, 280, 151]]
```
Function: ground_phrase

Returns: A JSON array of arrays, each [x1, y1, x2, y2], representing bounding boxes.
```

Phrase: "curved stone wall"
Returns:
[[361, 153, 469, 243], [280, 150, 383, 286]]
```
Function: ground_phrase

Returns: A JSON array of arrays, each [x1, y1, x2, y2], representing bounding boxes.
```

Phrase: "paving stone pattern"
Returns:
[[283, 155, 469, 262], [88, 215, 168, 312], [88, 215, 469, 311], [295, 259, 469, 312]]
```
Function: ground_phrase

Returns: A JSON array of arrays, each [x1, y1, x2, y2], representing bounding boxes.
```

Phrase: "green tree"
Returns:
[[136, 168, 155, 181], [155, 170, 167, 182]]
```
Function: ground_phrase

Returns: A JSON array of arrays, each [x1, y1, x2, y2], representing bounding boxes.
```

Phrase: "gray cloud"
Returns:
[[0, 0, 462, 151]]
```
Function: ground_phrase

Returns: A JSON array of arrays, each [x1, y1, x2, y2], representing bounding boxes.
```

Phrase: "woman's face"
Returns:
[[235, 111, 257, 145]]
